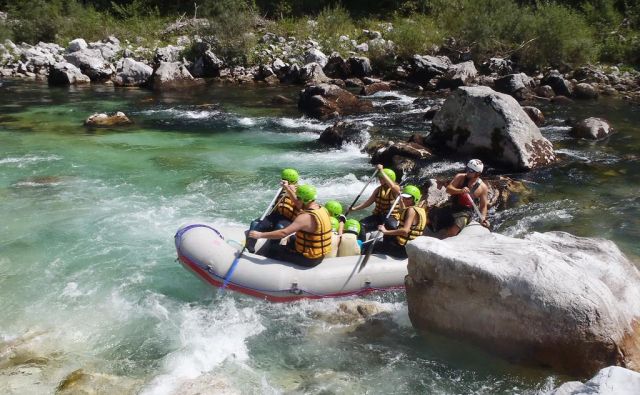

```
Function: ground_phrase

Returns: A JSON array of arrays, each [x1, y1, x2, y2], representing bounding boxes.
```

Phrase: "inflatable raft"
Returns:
[[174, 223, 407, 302]]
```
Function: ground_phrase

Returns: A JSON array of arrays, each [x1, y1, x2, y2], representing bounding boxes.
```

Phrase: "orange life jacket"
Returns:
[[373, 186, 400, 219], [396, 207, 427, 246], [294, 207, 333, 259], [276, 192, 300, 221]]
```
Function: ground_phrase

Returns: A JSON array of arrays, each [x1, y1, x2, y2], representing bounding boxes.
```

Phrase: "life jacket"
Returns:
[[372, 186, 400, 219], [396, 207, 428, 246], [294, 207, 333, 259], [276, 192, 300, 221], [453, 178, 482, 209], [337, 233, 361, 257]]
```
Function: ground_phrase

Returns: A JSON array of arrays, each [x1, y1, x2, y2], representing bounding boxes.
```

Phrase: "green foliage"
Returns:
[[315, 5, 356, 55], [197, 2, 259, 66], [387, 14, 442, 58], [514, 2, 597, 68]]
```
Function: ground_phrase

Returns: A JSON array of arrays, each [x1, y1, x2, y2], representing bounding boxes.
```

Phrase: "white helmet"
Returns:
[[466, 159, 484, 173]]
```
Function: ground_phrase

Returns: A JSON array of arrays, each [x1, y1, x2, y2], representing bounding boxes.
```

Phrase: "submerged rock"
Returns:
[[318, 121, 369, 147], [298, 83, 373, 119], [405, 230, 640, 376], [429, 86, 556, 171], [84, 112, 132, 127]]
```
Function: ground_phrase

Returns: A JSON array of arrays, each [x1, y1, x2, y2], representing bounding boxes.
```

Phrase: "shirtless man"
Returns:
[[444, 159, 490, 237]]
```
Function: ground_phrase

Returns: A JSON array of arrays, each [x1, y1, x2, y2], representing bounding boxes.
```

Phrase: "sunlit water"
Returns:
[[0, 81, 638, 394]]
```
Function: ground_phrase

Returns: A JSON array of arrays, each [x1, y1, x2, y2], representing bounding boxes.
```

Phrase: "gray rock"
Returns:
[[494, 73, 535, 98], [298, 83, 374, 119], [535, 85, 555, 98], [64, 49, 113, 82], [355, 42, 369, 52], [481, 57, 513, 76], [430, 86, 556, 170], [151, 61, 202, 90], [87, 40, 120, 62], [437, 60, 477, 89], [319, 121, 370, 147], [548, 366, 640, 395], [574, 82, 599, 100], [408, 55, 452, 85], [304, 48, 328, 68], [154, 45, 184, 65], [406, 230, 640, 376], [570, 117, 613, 140], [542, 70, 573, 97], [347, 56, 372, 78], [299, 62, 329, 85], [323, 54, 350, 79], [113, 58, 152, 87], [48, 62, 91, 85], [67, 38, 88, 53]]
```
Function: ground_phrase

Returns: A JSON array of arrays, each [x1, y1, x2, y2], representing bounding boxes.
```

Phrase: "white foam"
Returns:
[[140, 298, 264, 395], [275, 117, 331, 131], [139, 108, 221, 120], [0, 154, 61, 167], [237, 117, 257, 126]]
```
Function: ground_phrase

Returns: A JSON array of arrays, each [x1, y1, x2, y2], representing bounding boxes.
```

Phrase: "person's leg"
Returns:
[[268, 244, 322, 267], [359, 214, 382, 233]]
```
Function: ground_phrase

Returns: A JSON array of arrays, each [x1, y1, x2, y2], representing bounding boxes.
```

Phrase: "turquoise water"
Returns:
[[0, 80, 638, 394]]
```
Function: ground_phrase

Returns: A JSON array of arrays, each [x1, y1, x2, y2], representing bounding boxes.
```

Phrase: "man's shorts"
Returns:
[[452, 210, 471, 230]]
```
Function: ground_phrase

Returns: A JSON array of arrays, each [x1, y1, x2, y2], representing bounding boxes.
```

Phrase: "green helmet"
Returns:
[[344, 219, 361, 235], [378, 168, 396, 182], [296, 184, 316, 204], [401, 185, 421, 204], [281, 168, 299, 183], [330, 217, 339, 232], [325, 200, 343, 217]]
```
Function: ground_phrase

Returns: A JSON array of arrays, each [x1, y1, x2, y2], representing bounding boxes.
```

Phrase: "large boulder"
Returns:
[[542, 70, 573, 97], [299, 62, 329, 85], [573, 82, 599, 100], [570, 117, 614, 140], [548, 366, 640, 395], [405, 230, 640, 376], [150, 62, 203, 90], [429, 86, 556, 170], [347, 56, 372, 78], [48, 62, 90, 85], [113, 58, 153, 87], [323, 54, 350, 79], [304, 48, 328, 68], [298, 83, 374, 119]]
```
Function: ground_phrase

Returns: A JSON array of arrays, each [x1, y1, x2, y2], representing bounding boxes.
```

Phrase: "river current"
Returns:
[[0, 80, 638, 394]]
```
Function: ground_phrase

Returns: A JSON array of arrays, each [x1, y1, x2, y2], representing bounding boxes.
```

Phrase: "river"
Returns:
[[0, 80, 638, 394]]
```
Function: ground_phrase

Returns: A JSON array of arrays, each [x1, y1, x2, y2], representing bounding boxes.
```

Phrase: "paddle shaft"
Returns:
[[344, 168, 380, 217], [222, 187, 284, 289], [467, 192, 490, 229], [360, 193, 402, 270]]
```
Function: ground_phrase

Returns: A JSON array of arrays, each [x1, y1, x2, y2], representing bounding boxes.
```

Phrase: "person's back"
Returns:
[[337, 219, 362, 257]]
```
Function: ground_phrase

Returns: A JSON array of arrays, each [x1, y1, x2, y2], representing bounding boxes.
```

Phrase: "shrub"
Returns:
[[315, 5, 356, 56], [387, 14, 442, 58], [514, 2, 597, 68]]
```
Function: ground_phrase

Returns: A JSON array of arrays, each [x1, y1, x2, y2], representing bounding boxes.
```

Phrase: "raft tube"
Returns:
[[174, 223, 407, 302]]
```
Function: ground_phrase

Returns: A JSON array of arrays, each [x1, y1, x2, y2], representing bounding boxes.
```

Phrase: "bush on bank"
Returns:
[[0, 0, 638, 69]]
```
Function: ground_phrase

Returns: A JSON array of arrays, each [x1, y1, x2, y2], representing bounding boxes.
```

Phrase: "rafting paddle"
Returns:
[[359, 193, 402, 271], [467, 193, 490, 229], [222, 187, 283, 289], [344, 168, 380, 216]]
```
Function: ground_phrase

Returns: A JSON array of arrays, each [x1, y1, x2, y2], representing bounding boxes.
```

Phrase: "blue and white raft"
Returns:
[[174, 223, 407, 302]]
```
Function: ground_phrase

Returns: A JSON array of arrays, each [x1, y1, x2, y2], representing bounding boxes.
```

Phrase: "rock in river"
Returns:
[[405, 228, 640, 376]]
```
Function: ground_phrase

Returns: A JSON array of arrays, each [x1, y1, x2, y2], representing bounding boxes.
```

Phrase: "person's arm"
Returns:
[[446, 174, 469, 196], [351, 186, 379, 211], [282, 181, 302, 210], [377, 165, 401, 196], [249, 213, 310, 239], [379, 208, 415, 237]]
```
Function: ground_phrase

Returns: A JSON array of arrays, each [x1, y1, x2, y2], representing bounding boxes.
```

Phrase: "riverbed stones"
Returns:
[[429, 86, 556, 171], [67, 38, 88, 53], [304, 48, 328, 68], [48, 62, 90, 85], [542, 70, 573, 97], [494, 73, 535, 99], [548, 366, 640, 395], [405, 230, 640, 376], [570, 117, 613, 140], [360, 81, 391, 96], [368, 140, 432, 179], [64, 48, 114, 82], [347, 56, 372, 78], [298, 83, 374, 119], [299, 62, 329, 85]]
